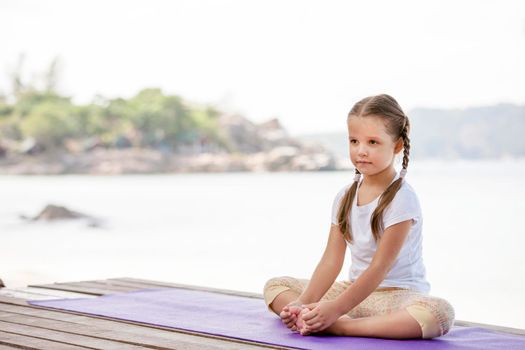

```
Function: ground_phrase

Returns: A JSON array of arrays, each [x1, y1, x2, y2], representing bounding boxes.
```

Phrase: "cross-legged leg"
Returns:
[[323, 291, 455, 339], [263, 277, 455, 339], [326, 309, 422, 339], [268, 290, 301, 314]]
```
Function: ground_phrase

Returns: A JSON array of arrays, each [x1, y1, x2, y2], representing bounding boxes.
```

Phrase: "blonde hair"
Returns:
[[338, 94, 410, 243]]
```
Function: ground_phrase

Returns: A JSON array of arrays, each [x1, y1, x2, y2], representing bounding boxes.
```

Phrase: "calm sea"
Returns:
[[1, 158, 524, 329]]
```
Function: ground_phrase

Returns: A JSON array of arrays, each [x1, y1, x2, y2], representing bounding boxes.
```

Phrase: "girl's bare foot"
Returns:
[[298, 313, 351, 336], [296, 308, 311, 335], [280, 304, 304, 331]]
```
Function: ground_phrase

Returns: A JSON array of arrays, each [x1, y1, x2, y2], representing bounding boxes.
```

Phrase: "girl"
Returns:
[[263, 94, 455, 339]]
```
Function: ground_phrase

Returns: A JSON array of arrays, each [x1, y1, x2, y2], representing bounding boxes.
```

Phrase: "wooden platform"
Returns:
[[0, 277, 523, 349]]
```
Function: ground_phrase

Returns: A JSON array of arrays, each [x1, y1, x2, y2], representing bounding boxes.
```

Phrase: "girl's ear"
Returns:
[[394, 138, 404, 154]]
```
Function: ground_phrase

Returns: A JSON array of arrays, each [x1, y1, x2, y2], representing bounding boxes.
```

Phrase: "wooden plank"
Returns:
[[0, 321, 150, 350], [0, 296, 28, 307], [27, 281, 136, 295], [0, 345, 20, 349], [0, 331, 89, 350], [19, 288, 97, 300], [30, 278, 263, 299], [53, 282, 135, 293], [26, 284, 108, 296], [111, 277, 264, 298], [454, 320, 525, 336], [85, 280, 161, 291], [0, 304, 282, 349], [0, 313, 174, 350], [0, 289, 64, 301], [74, 280, 148, 292], [0, 288, 96, 302]]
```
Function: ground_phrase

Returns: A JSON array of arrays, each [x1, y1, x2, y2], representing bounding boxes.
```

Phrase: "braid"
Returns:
[[338, 168, 361, 243], [401, 118, 410, 170], [369, 115, 411, 242]]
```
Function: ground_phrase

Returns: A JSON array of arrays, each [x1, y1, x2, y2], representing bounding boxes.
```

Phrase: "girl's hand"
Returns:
[[279, 299, 304, 332], [299, 300, 344, 335]]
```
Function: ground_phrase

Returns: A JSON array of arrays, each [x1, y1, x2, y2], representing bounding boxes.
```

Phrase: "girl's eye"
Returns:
[[349, 139, 378, 144]]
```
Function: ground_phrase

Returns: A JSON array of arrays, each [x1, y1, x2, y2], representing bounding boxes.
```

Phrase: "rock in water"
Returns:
[[0, 278, 4, 288], [19, 204, 104, 228], [32, 204, 87, 221]]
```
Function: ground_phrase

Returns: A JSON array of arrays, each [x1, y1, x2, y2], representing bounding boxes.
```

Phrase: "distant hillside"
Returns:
[[298, 103, 525, 160]]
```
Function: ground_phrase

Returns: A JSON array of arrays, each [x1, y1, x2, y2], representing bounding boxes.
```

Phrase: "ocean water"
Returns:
[[1, 158, 524, 329]]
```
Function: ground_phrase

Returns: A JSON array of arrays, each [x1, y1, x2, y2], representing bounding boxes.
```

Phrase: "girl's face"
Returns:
[[347, 115, 403, 176]]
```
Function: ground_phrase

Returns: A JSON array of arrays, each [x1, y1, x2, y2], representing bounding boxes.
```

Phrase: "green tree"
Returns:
[[19, 98, 77, 148]]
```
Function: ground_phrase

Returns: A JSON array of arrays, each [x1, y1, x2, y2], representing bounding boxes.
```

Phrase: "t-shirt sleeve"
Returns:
[[331, 186, 349, 226], [383, 186, 422, 230]]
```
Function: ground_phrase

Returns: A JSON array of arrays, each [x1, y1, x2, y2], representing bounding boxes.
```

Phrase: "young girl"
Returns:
[[263, 94, 455, 339]]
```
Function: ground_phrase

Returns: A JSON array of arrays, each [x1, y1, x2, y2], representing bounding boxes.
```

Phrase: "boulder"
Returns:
[[31, 204, 88, 221], [19, 204, 104, 228]]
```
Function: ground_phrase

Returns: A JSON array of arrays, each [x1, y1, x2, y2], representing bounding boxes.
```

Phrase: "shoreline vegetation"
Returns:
[[0, 59, 342, 174], [0, 108, 343, 175]]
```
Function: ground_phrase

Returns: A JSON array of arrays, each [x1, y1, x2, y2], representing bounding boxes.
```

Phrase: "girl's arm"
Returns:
[[301, 219, 413, 333], [335, 219, 412, 313], [298, 223, 347, 304]]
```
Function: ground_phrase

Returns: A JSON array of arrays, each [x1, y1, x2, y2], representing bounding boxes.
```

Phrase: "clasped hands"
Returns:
[[279, 299, 344, 335]]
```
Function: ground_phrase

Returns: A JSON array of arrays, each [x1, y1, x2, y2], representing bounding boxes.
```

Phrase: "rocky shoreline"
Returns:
[[0, 147, 350, 175], [0, 115, 351, 175]]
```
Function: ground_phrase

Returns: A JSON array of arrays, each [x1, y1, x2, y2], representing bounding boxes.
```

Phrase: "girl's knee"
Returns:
[[262, 276, 303, 309], [263, 276, 303, 292], [406, 297, 455, 339]]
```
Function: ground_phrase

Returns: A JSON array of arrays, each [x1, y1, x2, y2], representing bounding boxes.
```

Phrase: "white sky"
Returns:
[[1, 0, 524, 135]]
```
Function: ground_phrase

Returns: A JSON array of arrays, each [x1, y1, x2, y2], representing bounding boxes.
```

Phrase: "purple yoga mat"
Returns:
[[29, 288, 524, 350]]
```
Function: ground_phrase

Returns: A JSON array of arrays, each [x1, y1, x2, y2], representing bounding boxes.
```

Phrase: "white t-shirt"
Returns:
[[331, 172, 431, 294]]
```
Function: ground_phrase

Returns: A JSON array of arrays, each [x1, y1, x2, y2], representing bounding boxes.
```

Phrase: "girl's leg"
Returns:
[[263, 276, 306, 314], [328, 309, 422, 339], [327, 291, 455, 339], [264, 278, 455, 339], [269, 290, 302, 314], [404, 298, 456, 338]]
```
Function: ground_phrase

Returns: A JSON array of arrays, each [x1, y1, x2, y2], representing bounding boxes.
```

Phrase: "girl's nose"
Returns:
[[358, 144, 368, 156]]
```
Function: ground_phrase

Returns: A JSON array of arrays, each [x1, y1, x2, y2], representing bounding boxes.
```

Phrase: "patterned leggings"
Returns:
[[263, 276, 455, 339]]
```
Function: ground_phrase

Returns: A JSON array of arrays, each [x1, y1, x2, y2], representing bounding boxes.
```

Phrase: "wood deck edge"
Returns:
[[112, 277, 265, 299], [454, 320, 525, 336]]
